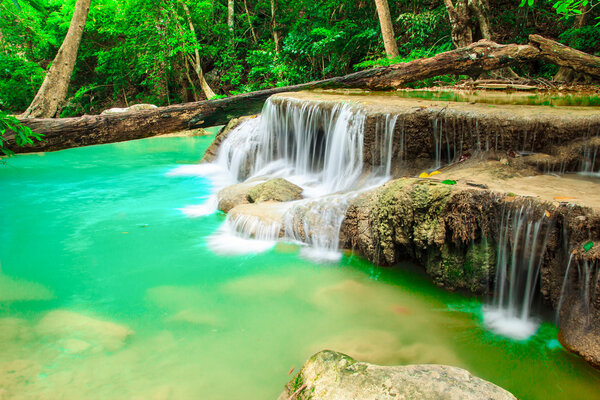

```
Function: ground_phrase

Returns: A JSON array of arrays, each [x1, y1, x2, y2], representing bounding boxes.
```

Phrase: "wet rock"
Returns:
[[559, 298, 600, 368], [217, 182, 254, 212], [278, 350, 516, 400], [246, 178, 303, 203], [521, 136, 600, 174], [227, 203, 288, 237]]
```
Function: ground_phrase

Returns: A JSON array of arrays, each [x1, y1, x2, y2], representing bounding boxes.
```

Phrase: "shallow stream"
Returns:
[[1, 135, 599, 399]]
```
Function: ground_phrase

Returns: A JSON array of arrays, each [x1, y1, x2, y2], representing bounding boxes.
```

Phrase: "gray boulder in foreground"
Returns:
[[279, 350, 516, 400]]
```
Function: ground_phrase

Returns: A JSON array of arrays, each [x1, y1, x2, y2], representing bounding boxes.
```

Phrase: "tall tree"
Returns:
[[443, 0, 517, 77], [227, 0, 234, 42], [374, 0, 399, 58], [443, 0, 473, 48], [181, 2, 216, 99], [270, 0, 280, 53], [20, 0, 91, 118]]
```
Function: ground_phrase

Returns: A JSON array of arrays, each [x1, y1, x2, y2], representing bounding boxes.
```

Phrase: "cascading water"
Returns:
[[209, 213, 284, 255], [483, 205, 553, 340], [188, 96, 398, 260], [556, 255, 600, 326]]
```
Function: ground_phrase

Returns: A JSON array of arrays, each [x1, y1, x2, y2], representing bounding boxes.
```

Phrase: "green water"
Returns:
[[1, 135, 599, 399]]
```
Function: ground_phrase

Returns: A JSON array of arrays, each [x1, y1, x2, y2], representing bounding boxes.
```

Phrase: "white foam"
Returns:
[[207, 228, 276, 255], [299, 247, 342, 263], [482, 306, 539, 340], [179, 197, 218, 217]]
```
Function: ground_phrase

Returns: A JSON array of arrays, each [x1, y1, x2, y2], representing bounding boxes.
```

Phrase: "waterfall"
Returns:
[[192, 97, 398, 260], [556, 256, 600, 326], [483, 205, 553, 340], [580, 141, 599, 176], [373, 114, 400, 176]]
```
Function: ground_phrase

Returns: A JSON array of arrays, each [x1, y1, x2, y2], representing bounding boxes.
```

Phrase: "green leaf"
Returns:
[[441, 180, 457, 185], [584, 241, 594, 252]]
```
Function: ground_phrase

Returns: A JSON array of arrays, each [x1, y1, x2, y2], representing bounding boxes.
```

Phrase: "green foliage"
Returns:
[[0, 111, 44, 156], [354, 43, 453, 70], [2, 0, 599, 116], [0, 54, 45, 111], [558, 25, 600, 52]]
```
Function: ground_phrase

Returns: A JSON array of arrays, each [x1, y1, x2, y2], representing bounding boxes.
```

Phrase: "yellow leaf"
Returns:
[[419, 172, 429, 178], [429, 170, 441, 176]]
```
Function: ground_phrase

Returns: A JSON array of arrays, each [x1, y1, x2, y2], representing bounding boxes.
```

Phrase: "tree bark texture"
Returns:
[[20, 0, 91, 118], [9, 36, 600, 154], [443, 0, 473, 48], [374, 0, 399, 58]]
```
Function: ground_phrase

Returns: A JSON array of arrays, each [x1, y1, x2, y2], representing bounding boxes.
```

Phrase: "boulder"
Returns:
[[279, 350, 516, 400], [217, 182, 254, 212], [246, 178, 303, 203], [558, 294, 600, 368]]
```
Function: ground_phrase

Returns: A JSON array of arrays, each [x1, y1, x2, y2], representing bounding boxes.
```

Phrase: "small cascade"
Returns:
[[580, 140, 599, 177], [214, 116, 264, 182], [208, 213, 282, 255], [190, 96, 399, 260], [556, 256, 600, 326], [373, 114, 399, 176], [483, 205, 553, 340], [281, 194, 356, 262], [431, 117, 462, 169], [249, 98, 368, 195]]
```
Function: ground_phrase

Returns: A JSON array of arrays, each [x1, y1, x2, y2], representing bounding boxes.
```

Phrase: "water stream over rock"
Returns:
[[195, 91, 600, 360]]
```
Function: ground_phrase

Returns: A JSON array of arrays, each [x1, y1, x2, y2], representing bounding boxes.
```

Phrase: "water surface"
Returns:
[[0, 135, 599, 399]]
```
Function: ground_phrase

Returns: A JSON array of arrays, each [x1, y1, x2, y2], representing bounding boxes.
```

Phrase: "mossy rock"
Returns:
[[246, 178, 303, 203], [278, 350, 516, 400]]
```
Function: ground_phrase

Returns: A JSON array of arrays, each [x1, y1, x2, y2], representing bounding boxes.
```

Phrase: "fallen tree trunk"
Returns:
[[530, 34, 600, 79], [8, 36, 600, 153]]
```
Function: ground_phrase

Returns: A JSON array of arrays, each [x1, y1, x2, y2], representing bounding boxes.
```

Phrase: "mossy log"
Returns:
[[7, 36, 600, 153]]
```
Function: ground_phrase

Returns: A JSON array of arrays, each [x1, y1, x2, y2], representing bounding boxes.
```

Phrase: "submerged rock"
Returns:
[[246, 178, 303, 203], [278, 350, 516, 400], [35, 310, 134, 352]]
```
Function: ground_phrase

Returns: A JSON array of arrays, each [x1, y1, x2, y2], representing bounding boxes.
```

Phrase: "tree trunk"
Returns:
[[554, 5, 588, 82], [182, 2, 216, 99], [10, 36, 600, 154], [227, 0, 234, 42], [469, 0, 518, 78], [443, 0, 473, 48], [20, 0, 91, 118], [468, 0, 492, 40], [270, 0, 280, 53], [243, 0, 258, 43], [374, 0, 399, 58]]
